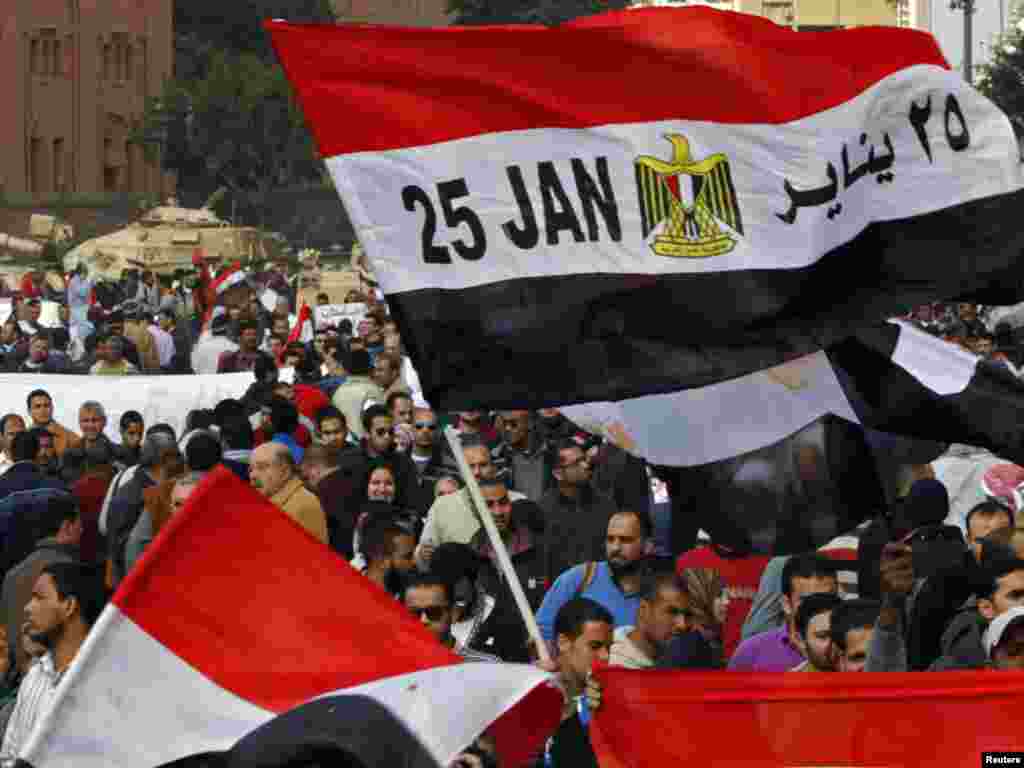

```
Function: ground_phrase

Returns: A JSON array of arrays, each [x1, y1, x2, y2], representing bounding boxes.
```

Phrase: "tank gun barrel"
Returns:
[[0, 234, 44, 256]]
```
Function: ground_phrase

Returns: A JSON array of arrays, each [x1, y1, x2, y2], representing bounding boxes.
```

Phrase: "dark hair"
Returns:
[[402, 571, 453, 606], [185, 432, 222, 472], [267, 397, 299, 436], [386, 391, 412, 412], [459, 434, 490, 453], [361, 459, 400, 500], [477, 476, 508, 492], [0, 413, 22, 435], [967, 500, 1014, 532], [238, 320, 258, 334], [829, 598, 881, 652], [37, 491, 80, 540], [185, 409, 217, 434], [315, 406, 346, 431], [120, 411, 144, 432], [254, 353, 278, 383], [11, 430, 40, 462], [219, 417, 254, 451], [361, 404, 391, 434], [26, 389, 51, 410], [613, 508, 653, 540], [979, 555, 1024, 599], [640, 570, 688, 603], [781, 554, 837, 597], [41, 561, 107, 629], [302, 443, 338, 469], [213, 399, 247, 427], [794, 592, 842, 641], [158, 308, 176, 324], [430, 543, 483, 588], [362, 517, 412, 563], [554, 598, 614, 644], [348, 349, 372, 376]]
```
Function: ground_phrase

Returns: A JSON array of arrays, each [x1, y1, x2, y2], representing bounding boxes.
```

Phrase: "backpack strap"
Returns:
[[574, 561, 597, 598]]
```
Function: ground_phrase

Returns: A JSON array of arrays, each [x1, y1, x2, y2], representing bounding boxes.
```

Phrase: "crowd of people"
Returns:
[[904, 301, 1024, 372], [0, 256, 1021, 767]]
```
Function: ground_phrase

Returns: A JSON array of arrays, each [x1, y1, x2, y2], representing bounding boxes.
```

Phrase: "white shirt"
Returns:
[[1, 653, 64, 758]]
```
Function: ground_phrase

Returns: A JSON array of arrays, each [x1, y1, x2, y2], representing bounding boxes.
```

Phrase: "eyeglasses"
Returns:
[[408, 605, 448, 621], [414, 422, 437, 430]]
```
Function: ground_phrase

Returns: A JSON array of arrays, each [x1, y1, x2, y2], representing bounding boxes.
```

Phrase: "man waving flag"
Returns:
[[267, 8, 1024, 420]]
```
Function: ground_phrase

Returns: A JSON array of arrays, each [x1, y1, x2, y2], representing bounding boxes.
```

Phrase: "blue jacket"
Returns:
[[536, 561, 643, 644]]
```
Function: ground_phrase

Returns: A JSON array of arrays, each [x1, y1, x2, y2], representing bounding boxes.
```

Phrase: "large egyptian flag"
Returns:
[[19, 467, 559, 768], [268, 8, 1024, 415], [591, 666, 1024, 767]]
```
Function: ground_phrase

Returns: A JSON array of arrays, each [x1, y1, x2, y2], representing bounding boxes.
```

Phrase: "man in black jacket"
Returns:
[[469, 479, 551, 662]]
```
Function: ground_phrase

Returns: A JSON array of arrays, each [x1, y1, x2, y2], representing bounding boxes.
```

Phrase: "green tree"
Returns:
[[448, 0, 630, 26], [137, 1, 335, 214], [977, 16, 1024, 139], [136, 50, 324, 222]]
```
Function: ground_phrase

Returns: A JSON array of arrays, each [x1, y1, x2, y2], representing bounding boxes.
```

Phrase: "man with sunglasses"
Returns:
[[402, 572, 498, 662], [410, 407, 449, 490], [495, 410, 554, 503]]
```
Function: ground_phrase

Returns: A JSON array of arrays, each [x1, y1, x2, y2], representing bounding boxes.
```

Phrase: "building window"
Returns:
[[52, 39, 62, 76], [30, 139, 43, 198], [125, 44, 133, 81], [102, 42, 112, 80], [30, 39, 40, 74], [53, 139, 65, 194]]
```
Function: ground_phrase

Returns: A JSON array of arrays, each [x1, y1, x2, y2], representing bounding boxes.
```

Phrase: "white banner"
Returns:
[[0, 371, 270, 442], [314, 303, 367, 330]]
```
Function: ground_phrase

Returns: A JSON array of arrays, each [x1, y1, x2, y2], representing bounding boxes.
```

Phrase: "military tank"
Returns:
[[0, 214, 73, 294], [62, 194, 276, 280]]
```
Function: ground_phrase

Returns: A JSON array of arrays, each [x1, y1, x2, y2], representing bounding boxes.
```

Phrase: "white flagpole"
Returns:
[[443, 426, 552, 666]]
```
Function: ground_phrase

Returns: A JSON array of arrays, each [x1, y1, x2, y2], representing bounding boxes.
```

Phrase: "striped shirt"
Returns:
[[1, 653, 65, 758]]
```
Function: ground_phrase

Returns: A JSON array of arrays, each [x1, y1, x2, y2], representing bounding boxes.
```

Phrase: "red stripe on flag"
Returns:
[[591, 667, 1024, 767], [266, 8, 947, 158], [114, 466, 459, 712]]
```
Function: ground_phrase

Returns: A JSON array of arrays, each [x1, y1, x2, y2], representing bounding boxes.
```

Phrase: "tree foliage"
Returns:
[[977, 17, 1024, 140], [137, 1, 335, 216], [448, 0, 630, 26]]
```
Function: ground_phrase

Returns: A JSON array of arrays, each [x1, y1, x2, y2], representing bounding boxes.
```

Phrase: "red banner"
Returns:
[[592, 668, 1024, 767]]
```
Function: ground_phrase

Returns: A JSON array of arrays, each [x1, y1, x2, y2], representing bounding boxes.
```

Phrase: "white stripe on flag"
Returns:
[[21, 605, 273, 768], [560, 350, 859, 466], [328, 65, 1019, 295], [21, 605, 553, 768], [888, 319, 978, 396]]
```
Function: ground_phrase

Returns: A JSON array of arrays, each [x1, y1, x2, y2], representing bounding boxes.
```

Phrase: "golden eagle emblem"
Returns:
[[636, 134, 744, 258]]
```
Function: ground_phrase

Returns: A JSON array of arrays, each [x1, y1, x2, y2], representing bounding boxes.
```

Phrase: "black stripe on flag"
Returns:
[[156, 695, 440, 768], [830, 322, 1024, 464], [391, 188, 1024, 411]]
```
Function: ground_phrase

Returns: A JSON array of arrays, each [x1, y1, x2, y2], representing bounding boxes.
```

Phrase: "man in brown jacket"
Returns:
[[250, 442, 327, 544]]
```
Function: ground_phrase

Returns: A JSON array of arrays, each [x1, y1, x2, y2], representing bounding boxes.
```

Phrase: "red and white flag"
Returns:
[[287, 302, 314, 345], [21, 467, 559, 767]]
